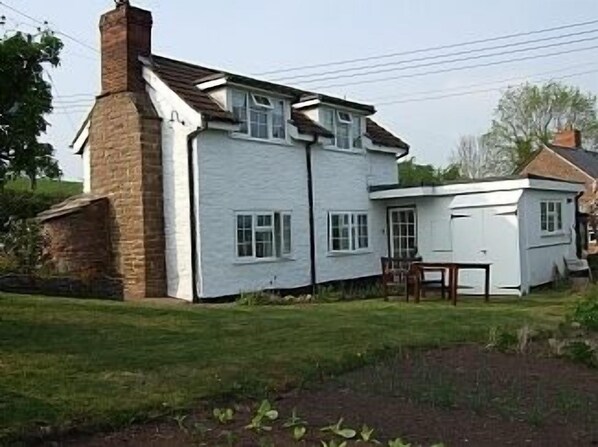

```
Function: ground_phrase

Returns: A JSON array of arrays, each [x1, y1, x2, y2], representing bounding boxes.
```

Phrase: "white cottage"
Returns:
[[67, 2, 584, 301]]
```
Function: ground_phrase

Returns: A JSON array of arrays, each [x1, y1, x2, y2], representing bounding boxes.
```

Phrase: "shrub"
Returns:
[[0, 218, 49, 274], [564, 341, 597, 368], [0, 189, 71, 233], [571, 293, 598, 331]]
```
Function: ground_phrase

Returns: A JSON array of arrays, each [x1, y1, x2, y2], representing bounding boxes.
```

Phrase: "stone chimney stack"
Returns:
[[100, 2, 152, 94], [88, 1, 166, 299], [553, 127, 582, 149]]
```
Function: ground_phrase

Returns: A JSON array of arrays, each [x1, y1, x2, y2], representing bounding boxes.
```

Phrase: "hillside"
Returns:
[[5, 178, 83, 197]]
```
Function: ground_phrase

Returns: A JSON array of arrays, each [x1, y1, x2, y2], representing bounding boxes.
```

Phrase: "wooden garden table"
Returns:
[[412, 262, 491, 305]]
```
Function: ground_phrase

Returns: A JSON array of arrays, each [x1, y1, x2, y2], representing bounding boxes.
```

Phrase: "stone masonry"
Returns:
[[87, 3, 166, 299]]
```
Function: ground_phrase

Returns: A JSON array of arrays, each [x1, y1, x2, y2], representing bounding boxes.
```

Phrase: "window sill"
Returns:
[[540, 231, 566, 238], [233, 256, 296, 265], [327, 249, 373, 257], [322, 145, 365, 155], [230, 133, 293, 147]]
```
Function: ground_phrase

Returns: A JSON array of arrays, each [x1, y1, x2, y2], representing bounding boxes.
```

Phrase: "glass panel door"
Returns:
[[389, 207, 417, 258]]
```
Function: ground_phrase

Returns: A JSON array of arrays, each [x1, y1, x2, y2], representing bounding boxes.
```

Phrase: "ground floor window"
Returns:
[[328, 212, 369, 252], [390, 207, 417, 258], [236, 211, 291, 259], [540, 200, 562, 235]]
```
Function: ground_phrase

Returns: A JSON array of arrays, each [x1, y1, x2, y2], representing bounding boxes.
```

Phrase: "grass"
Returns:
[[5, 177, 83, 196], [0, 291, 575, 442]]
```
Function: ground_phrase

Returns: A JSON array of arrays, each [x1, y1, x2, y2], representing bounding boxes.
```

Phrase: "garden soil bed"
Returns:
[[49, 345, 598, 447]]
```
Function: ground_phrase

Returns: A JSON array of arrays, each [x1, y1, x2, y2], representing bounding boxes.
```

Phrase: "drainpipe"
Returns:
[[305, 135, 318, 295], [187, 118, 209, 303], [574, 191, 584, 258]]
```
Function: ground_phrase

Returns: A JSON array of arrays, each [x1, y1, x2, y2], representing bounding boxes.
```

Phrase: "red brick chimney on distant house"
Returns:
[[553, 126, 582, 148], [87, 2, 166, 299]]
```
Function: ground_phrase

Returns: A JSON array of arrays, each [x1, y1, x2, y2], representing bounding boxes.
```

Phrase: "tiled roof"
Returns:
[[548, 144, 598, 178], [147, 55, 406, 148], [366, 119, 410, 150], [290, 110, 334, 138]]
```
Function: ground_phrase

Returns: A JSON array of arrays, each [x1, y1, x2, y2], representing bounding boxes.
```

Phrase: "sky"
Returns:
[[4, 0, 598, 181]]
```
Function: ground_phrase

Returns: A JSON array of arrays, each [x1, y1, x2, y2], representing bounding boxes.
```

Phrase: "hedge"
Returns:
[[0, 189, 72, 231]]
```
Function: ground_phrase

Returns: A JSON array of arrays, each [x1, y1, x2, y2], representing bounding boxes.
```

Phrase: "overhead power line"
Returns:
[[295, 35, 598, 86], [0, 0, 99, 53], [272, 28, 598, 83], [365, 60, 598, 103], [255, 18, 598, 76], [311, 43, 598, 90], [374, 68, 598, 106]]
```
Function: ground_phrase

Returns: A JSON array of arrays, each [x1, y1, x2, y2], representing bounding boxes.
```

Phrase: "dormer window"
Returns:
[[231, 89, 286, 140], [321, 108, 363, 150]]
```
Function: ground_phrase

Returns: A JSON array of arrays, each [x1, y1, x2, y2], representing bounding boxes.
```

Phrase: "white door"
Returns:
[[389, 207, 417, 258], [451, 206, 521, 295]]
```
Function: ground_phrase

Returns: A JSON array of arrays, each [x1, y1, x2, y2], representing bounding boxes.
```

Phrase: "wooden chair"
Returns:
[[380, 257, 420, 301], [416, 266, 447, 300]]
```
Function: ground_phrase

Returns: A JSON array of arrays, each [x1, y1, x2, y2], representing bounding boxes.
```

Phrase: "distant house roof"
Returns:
[[146, 55, 406, 149], [547, 144, 598, 178]]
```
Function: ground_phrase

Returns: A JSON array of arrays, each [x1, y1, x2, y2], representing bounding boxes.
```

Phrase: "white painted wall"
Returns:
[[519, 189, 578, 292], [311, 147, 389, 284], [146, 81, 195, 301], [381, 188, 579, 296], [82, 145, 91, 193], [195, 131, 312, 297], [367, 151, 398, 186]]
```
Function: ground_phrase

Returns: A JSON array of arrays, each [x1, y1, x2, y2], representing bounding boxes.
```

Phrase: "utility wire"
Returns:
[[296, 35, 598, 86], [375, 68, 598, 106], [311, 43, 598, 90], [272, 28, 598, 82], [0, 0, 99, 53], [365, 60, 598, 103], [255, 18, 598, 76]]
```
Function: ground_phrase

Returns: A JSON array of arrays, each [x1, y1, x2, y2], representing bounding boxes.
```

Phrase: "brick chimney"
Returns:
[[88, 1, 166, 299], [553, 127, 582, 149]]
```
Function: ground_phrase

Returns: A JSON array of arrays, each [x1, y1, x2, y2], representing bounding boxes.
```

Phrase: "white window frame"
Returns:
[[321, 107, 363, 151], [389, 207, 417, 258], [251, 93, 273, 109], [235, 211, 293, 261], [328, 211, 370, 253], [540, 200, 563, 235], [230, 89, 287, 141]]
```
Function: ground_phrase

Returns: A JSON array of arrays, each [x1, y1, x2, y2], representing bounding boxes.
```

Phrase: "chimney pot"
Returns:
[[553, 127, 582, 149]]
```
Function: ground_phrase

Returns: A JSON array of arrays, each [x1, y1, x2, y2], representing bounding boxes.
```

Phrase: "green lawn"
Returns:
[[5, 178, 83, 196], [0, 292, 575, 442]]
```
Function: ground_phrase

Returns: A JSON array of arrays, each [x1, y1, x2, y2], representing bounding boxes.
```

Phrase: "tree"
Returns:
[[450, 135, 508, 179], [0, 29, 63, 190], [484, 82, 598, 171], [398, 157, 461, 187]]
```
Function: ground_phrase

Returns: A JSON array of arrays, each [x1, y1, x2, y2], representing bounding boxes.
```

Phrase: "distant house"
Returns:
[[43, 2, 583, 301], [519, 128, 597, 249]]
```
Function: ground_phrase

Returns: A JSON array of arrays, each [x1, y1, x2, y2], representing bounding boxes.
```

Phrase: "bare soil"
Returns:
[[47, 345, 598, 447]]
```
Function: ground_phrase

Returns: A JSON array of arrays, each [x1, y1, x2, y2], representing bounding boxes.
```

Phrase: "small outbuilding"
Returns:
[[370, 175, 584, 296]]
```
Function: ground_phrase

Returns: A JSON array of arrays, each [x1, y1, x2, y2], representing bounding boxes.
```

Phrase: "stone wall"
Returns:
[[42, 197, 111, 276], [0, 273, 122, 299]]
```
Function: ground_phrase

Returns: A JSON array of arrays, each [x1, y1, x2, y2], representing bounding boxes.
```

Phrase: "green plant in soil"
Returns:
[[320, 417, 356, 439], [244, 400, 279, 432], [359, 423, 377, 442], [387, 438, 411, 447], [320, 440, 347, 447], [292, 425, 307, 441], [212, 407, 234, 424], [571, 293, 598, 331], [564, 341, 597, 368]]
